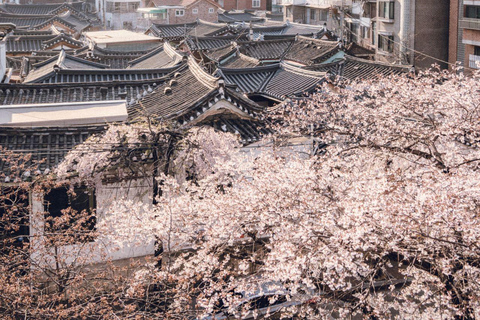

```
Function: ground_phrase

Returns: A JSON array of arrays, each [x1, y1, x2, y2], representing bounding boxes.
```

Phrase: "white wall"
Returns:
[[30, 178, 156, 269]]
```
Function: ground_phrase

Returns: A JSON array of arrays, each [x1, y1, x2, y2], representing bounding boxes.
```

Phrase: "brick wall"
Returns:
[[221, 0, 266, 11], [167, 0, 219, 24], [449, 0, 459, 67]]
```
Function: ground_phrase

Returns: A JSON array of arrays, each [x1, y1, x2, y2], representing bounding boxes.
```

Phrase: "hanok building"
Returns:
[[5, 30, 84, 57], [0, 2, 98, 37]]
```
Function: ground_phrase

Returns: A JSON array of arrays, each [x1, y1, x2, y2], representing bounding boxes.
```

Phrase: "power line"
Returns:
[[342, 15, 474, 70]]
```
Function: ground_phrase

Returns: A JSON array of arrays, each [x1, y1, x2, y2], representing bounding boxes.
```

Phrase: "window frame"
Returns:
[[208, 7, 215, 13], [175, 9, 185, 16], [252, 0, 260, 8], [378, 34, 394, 53], [44, 186, 96, 244], [378, 1, 394, 20], [465, 5, 480, 19], [192, 8, 198, 14]]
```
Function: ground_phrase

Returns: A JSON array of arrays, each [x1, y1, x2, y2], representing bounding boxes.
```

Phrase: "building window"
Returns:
[[208, 8, 215, 13], [252, 0, 260, 8], [286, 7, 292, 16], [378, 1, 394, 20], [371, 21, 376, 45], [465, 6, 480, 19], [106, 1, 140, 13], [192, 8, 198, 14], [175, 9, 185, 16], [319, 9, 327, 21], [378, 34, 394, 53], [310, 9, 315, 20], [44, 186, 96, 244], [475, 46, 480, 56]]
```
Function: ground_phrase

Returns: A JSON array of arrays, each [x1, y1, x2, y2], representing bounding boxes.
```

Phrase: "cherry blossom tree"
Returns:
[[95, 68, 480, 319], [2, 67, 480, 319]]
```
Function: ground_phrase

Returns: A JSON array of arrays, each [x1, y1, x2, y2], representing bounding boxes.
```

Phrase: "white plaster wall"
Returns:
[[30, 178, 156, 269]]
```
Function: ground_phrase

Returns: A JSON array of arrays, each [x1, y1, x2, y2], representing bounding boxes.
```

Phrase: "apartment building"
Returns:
[[450, 0, 480, 70], [282, 0, 349, 30], [347, 0, 449, 68]]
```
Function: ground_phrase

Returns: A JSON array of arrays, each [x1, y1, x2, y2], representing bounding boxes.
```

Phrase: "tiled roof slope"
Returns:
[[218, 64, 278, 93], [128, 42, 184, 69], [23, 51, 182, 84], [239, 39, 293, 60], [218, 62, 325, 100], [307, 55, 411, 81], [284, 36, 340, 65], [260, 62, 325, 100], [0, 126, 105, 173], [0, 81, 168, 106]]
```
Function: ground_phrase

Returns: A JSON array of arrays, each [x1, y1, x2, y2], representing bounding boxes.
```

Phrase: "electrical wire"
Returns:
[[342, 13, 475, 71]]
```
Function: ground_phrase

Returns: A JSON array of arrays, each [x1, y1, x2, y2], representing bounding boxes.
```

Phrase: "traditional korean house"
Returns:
[[5, 30, 84, 57], [217, 62, 326, 104]]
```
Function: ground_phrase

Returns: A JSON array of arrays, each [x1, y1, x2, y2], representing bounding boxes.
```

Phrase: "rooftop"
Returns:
[[85, 30, 160, 45]]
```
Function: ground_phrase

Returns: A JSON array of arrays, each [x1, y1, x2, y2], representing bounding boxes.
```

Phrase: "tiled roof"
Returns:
[[128, 42, 184, 69], [24, 51, 108, 83], [6, 34, 55, 53], [147, 22, 197, 39], [220, 52, 259, 69], [0, 126, 106, 173], [284, 36, 340, 65], [187, 20, 230, 37], [204, 44, 236, 61], [186, 34, 248, 50], [307, 55, 411, 81], [42, 32, 84, 49], [218, 11, 264, 23], [148, 20, 231, 40], [5, 32, 83, 54], [77, 46, 154, 69], [128, 61, 216, 120], [260, 62, 325, 100], [218, 62, 325, 100], [239, 39, 293, 60], [12, 29, 53, 36], [218, 64, 278, 93], [128, 57, 267, 142], [0, 13, 52, 29], [0, 2, 85, 16], [0, 81, 168, 106]]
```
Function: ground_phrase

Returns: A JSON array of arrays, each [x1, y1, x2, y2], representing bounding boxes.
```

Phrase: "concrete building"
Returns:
[[450, 0, 480, 71], [282, 0, 340, 27], [95, 0, 141, 30], [347, 0, 449, 69], [84, 29, 161, 51], [138, 0, 221, 29]]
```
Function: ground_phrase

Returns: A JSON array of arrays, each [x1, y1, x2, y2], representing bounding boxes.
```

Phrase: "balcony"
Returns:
[[460, 18, 480, 31], [469, 54, 480, 69]]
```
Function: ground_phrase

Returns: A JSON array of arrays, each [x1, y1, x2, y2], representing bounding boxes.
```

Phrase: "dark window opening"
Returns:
[[474, 46, 480, 56], [465, 5, 480, 19], [44, 186, 96, 245], [378, 34, 394, 53]]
